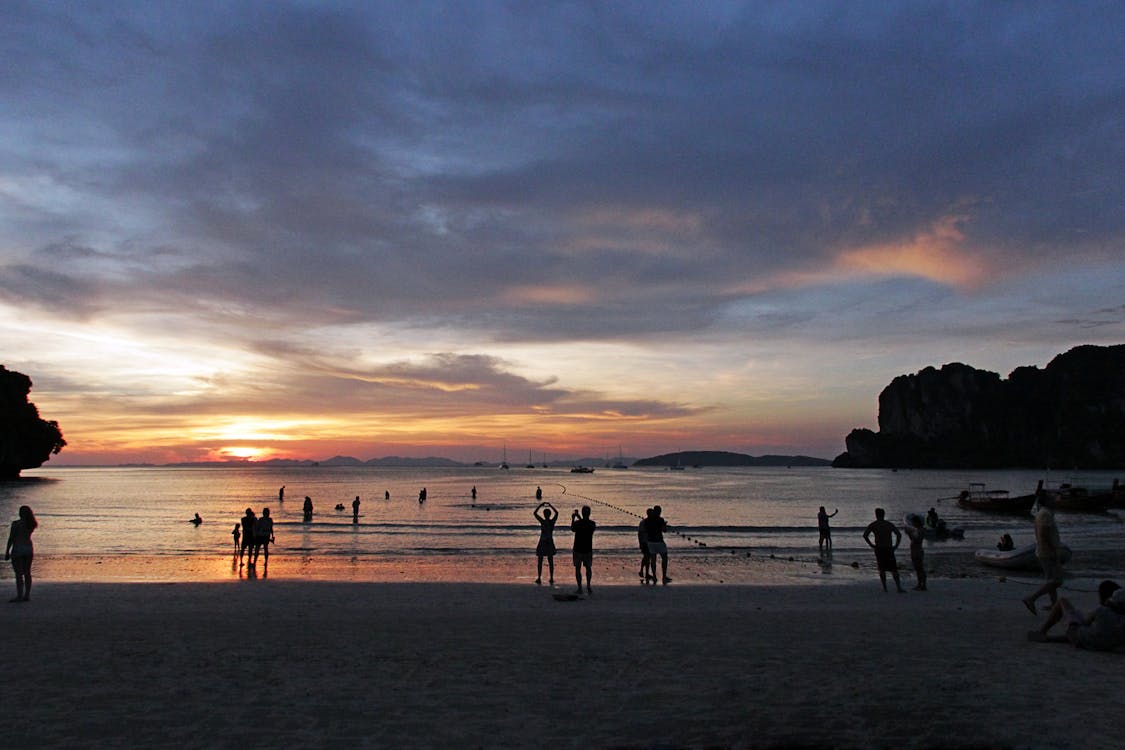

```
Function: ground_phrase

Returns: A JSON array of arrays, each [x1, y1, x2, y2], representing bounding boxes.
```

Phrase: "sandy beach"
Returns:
[[4, 575, 1124, 749]]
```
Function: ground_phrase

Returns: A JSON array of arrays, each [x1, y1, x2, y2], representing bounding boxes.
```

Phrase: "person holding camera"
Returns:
[[571, 505, 596, 595]]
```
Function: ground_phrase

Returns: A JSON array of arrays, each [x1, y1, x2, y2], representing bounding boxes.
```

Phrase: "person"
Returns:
[[352, 495, 361, 523], [903, 515, 927, 591], [384, 490, 390, 500], [863, 508, 905, 593], [1022, 497, 1064, 614], [239, 507, 257, 559], [638, 511, 652, 583], [252, 507, 275, 565], [533, 501, 558, 585], [535, 486, 542, 501], [191, 513, 202, 526], [644, 505, 671, 584], [232, 523, 241, 551], [303, 496, 313, 522], [418, 487, 427, 504], [997, 533, 1015, 551], [1028, 581, 1125, 651], [5, 505, 37, 603], [571, 505, 596, 595], [817, 506, 839, 553], [925, 507, 940, 530], [279, 485, 285, 503], [471, 486, 477, 500]]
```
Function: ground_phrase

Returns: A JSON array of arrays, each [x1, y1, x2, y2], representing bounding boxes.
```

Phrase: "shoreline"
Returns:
[[5, 578, 1124, 748]]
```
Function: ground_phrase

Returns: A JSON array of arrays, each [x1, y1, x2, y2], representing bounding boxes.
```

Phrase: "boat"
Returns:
[[975, 542, 1073, 571], [1040, 483, 1112, 513], [957, 483, 1036, 515], [570, 466, 595, 473], [903, 512, 964, 540], [499, 442, 509, 470], [611, 445, 628, 469]]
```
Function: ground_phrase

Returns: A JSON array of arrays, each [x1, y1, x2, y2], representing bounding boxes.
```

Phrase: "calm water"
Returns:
[[4, 465, 1123, 582]]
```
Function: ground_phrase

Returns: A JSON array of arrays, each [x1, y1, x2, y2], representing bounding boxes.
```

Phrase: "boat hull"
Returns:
[[974, 543, 1073, 571]]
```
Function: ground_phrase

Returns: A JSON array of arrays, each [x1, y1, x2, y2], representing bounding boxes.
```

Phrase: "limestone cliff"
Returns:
[[833, 344, 1125, 469]]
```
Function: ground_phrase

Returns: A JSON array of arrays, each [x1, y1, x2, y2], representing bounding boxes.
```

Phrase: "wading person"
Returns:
[[817, 506, 838, 553]]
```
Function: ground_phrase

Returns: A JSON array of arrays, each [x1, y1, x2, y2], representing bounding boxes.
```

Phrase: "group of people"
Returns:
[[236, 506, 275, 566], [531, 497, 670, 594], [858, 507, 926, 593]]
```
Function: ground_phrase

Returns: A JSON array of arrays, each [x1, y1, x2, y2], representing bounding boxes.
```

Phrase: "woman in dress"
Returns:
[[5, 505, 37, 603], [533, 501, 558, 585]]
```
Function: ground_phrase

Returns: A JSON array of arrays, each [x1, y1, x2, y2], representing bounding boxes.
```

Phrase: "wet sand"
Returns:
[[4, 577, 1124, 749]]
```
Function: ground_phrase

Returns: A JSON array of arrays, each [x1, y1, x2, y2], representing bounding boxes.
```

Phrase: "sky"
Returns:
[[2, 1, 1123, 465]]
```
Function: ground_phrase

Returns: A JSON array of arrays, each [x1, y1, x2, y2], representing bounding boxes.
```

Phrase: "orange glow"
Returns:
[[836, 215, 989, 289]]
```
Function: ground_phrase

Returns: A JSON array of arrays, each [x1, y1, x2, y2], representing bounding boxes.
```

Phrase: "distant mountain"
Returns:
[[633, 451, 831, 468], [364, 456, 466, 467]]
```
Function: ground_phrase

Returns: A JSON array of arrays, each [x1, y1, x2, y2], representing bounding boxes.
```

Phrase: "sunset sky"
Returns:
[[2, 2, 1122, 465]]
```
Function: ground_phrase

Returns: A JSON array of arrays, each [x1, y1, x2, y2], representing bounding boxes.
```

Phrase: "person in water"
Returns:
[[232, 523, 241, 551], [817, 506, 839, 553], [5, 505, 37, 603], [303, 496, 314, 522], [252, 507, 275, 565], [191, 513, 202, 526], [533, 501, 558, 585], [239, 507, 257, 560], [352, 496, 361, 523]]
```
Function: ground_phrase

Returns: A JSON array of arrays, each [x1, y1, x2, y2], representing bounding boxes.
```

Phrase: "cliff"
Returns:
[[0, 365, 67, 478], [833, 344, 1125, 469]]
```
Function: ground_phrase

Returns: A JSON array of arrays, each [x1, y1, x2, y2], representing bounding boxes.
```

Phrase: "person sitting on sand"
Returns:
[[1028, 580, 1125, 650], [533, 501, 558, 585], [997, 533, 1014, 551], [863, 508, 905, 593], [5, 505, 37, 603], [817, 506, 839, 553], [903, 515, 927, 591], [571, 505, 596, 595]]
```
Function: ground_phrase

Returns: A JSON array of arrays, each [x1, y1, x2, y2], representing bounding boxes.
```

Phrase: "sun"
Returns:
[[219, 446, 268, 461]]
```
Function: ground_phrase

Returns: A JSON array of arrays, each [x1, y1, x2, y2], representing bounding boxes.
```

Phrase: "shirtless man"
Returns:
[[863, 508, 905, 593]]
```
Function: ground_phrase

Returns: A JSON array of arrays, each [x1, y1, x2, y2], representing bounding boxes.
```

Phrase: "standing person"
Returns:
[[644, 505, 671, 584], [863, 508, 905, 593], [535, 486, 542, 501], [904, 515, 927, 591], [279, 485, 285, 503], [471, 486, 477, 500], [1022, 497, 1065, 614], [533, 501, 558, 585], [817, 506, 839, 553], [252, 507, 275, 565], [302, 496, 313, 522], [638, 511, 652, 583], [239, 507, 257, 560], [352, 496, 361, 523], [571, 505, 596, 595], [5, 505, 37, 603], [232, 523, 241, 551], [418, 487, 427, 504]]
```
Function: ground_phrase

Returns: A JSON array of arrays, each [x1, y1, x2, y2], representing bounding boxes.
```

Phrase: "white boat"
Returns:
[[974, 542, 1073, 571]]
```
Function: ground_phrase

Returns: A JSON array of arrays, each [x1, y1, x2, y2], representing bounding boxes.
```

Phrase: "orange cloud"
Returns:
[[835, 214, 990, 289]]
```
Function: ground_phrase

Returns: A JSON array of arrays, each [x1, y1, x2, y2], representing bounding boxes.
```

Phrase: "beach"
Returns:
[[5, 576, 1124, 749]]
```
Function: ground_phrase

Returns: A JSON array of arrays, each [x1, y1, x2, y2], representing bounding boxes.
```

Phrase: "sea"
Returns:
[[4, 464, 1123, 585]]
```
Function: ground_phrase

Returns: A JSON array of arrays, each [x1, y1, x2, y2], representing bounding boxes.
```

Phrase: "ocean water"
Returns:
[[4, 465, 1123, 583]]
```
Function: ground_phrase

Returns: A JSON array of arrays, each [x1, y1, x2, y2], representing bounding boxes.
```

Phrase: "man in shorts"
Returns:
[[644, 505, 671, 584], [862, 507, 905, 593], [1022, 496, 1065, 614], [571, 505, 596, 595]]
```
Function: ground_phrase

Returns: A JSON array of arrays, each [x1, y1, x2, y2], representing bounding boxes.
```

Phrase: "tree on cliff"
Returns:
[[0, 365, 66, 478]]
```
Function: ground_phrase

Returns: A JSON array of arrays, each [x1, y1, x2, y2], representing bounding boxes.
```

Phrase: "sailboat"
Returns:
[[499, 442, 509, 470], [611, 445, 628, 469]]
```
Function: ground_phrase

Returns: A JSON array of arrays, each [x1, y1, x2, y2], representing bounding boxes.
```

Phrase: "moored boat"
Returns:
[[957, 482, 1035, 515]]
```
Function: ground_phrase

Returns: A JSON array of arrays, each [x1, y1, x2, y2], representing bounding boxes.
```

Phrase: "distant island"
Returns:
[[833, 343, 1125, 469], [0, 365, 66, 478], [633, 451, 831, 468]]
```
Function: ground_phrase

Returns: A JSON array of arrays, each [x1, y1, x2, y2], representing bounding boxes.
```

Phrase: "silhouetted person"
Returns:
[[352, 496, 361, 523], [232, 523, 241, 551], [863, 508, 904, 593], [535, 486, 542, 501], [279, 485, 285, 503], [997, 533, 1015, 551], [385, 490, 390, 500], [571, 505, 596, 595], [533, 501, 558, 585], [1022, 498, 1065, 614], [419, 487, 427, 504], [252, 507, 274, 565], [303, 496, 313, 522], [644, 505, 671, 584], [817, 506, 839, 553], [191, 513, 202, 526], [471, 486, 477, 500], [638, 511, 652, 583], [5, 505, 37, 603], [904, 515, 927, 591], [925, 507, 940, 530], [240, 507, 257, 559]]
